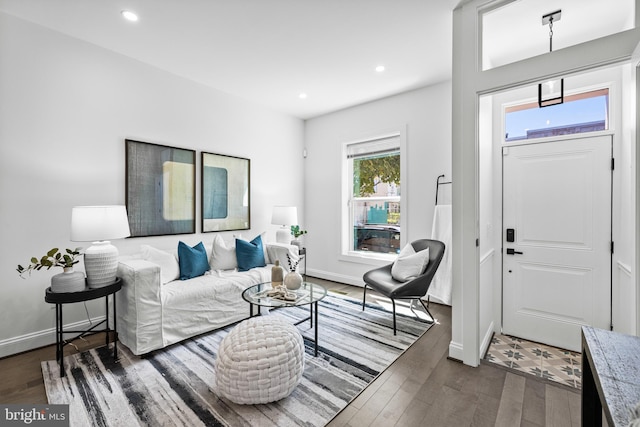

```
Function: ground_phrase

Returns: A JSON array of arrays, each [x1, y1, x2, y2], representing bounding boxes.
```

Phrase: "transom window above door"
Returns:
[[504, 88, 609, 142]]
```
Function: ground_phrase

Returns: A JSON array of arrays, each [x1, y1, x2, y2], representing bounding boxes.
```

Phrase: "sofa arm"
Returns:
[[116, 259, 163, 355], [265, 243, 300, 272]]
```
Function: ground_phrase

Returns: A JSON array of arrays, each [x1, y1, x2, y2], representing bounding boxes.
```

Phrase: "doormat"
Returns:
[[483, 334, 582, 390]]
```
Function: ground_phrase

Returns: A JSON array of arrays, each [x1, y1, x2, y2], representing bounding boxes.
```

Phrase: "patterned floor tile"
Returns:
[[484, 334, 582, 390]]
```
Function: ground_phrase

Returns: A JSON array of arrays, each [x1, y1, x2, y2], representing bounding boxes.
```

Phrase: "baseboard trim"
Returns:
[[448, 340, 464, 361], [306, 268, 363, 287], [480, 321, 495, 359], [0, 315, 106, 359]]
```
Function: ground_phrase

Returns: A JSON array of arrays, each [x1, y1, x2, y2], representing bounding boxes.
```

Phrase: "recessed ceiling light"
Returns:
[[299, 93, 307, 99], [375, 65, 385, 73], [121, 10, 139, 22]]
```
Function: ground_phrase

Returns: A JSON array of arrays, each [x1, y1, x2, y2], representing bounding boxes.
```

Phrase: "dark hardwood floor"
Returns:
[[327, 282, 581, 427], [0, 280, 580, 426]]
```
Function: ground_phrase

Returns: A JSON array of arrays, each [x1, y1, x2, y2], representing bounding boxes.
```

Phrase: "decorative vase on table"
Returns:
[[284, 270, 303, 290], [271, 260, 284, 285], [51, 267, 86, 293]]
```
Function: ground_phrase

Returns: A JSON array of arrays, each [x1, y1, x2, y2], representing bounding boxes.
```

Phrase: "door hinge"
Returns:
[[611, 241, 614, 254], [476, 238, 480, 247], [612, 158, 615, 170]]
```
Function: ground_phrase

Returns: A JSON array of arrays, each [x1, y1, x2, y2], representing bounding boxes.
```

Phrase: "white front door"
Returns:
[[502, 135, 612, 352]]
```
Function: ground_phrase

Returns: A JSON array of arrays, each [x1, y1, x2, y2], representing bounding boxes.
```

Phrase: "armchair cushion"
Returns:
[[391, 244, 430, 281]]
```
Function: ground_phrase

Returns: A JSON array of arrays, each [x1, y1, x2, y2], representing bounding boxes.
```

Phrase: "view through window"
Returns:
[[346, 136, 401, 255], [505, 89, 609, 142]]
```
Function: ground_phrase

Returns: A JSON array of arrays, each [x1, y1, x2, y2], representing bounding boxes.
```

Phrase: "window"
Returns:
[[505, 89, 609, 142], [344, 135, 401, 256]]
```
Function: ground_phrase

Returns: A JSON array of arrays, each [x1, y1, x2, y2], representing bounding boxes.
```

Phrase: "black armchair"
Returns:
[[362, 239, 445, 335]]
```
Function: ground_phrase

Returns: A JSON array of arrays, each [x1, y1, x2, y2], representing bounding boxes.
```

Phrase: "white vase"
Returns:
[[284, 271, 303, 290], [290, 239, 303, 250], [51, 267, 86, 293]]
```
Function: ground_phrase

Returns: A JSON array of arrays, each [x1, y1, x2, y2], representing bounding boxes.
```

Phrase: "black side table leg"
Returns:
[[314, 301, 319, 357], [113, 293, 118, 360], [105, 295, 110, 348], [58, 304, 65, 377]]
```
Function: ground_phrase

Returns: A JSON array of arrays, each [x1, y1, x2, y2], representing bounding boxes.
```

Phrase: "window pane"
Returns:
[[505, 90, 608, 142], [352, 200, 400, 254]]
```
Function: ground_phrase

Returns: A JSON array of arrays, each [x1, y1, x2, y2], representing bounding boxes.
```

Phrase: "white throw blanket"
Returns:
[[427, 204, 452, 305]]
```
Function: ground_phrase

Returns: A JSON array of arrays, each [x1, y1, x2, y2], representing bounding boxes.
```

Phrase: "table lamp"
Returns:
[[71, 205, 131, 288], [271, 206, 297, 244]]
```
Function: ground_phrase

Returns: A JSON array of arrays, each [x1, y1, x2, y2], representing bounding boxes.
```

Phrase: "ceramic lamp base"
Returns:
[[276, 228, 291, 244], [84, 241, 119, 288]]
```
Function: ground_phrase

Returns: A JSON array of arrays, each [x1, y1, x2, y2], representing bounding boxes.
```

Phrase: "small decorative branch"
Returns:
[[286, 253, 304, 272]]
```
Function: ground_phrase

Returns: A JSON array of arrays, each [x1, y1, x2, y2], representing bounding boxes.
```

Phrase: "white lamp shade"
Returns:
[[71, 205, 130, 288], [71, 205, 131, 242], [271, 206, 297, 226]]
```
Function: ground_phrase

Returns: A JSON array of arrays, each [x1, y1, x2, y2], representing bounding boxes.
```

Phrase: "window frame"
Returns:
[[340, 128, 407, 264]]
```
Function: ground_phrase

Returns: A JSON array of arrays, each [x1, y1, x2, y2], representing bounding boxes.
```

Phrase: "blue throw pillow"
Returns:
[[178, 241, 210, 280], [236, 235, 266, 272]]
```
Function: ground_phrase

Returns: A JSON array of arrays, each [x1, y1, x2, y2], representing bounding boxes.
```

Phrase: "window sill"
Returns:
[[338, 251, 396, 266]]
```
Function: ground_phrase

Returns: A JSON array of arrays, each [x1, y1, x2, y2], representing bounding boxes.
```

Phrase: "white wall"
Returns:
[[0, 13, 304, 357], [303, 83, 452, 285]]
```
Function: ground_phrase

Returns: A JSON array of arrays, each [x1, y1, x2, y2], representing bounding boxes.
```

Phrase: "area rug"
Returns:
[[42, 293, 433, 427]]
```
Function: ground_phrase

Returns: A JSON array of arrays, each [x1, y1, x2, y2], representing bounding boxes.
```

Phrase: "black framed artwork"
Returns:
[[201, 152, 250, 232], [126, 139, 196, 237]]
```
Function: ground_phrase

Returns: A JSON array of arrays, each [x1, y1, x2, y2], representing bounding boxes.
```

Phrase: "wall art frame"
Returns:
[[201, 151, 250, 232], [125, 139, 196, 237]]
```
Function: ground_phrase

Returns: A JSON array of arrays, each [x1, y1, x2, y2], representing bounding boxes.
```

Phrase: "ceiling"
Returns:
[[0, 1, 634, 120]]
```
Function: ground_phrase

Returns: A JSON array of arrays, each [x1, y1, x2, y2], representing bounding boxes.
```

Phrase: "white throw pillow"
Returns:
[[391, 244, 430, 282], [140, 244, 180, 285], [209, 234, 238, 271]]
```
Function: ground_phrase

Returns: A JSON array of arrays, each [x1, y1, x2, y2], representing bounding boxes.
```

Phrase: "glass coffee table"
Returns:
[[242, 281, 327, 356]]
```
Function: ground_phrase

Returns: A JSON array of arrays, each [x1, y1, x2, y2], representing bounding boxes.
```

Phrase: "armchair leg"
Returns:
[[362, 285, 367, 311], [418, 298, 435, 323], [391, 299, 397, 336]]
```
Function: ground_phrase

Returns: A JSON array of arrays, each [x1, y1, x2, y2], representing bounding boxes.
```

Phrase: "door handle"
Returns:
[[506, 248, 523, 255]]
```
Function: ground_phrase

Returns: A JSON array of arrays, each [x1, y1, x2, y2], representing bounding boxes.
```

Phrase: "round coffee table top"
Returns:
[[242, 281, 327, 308]]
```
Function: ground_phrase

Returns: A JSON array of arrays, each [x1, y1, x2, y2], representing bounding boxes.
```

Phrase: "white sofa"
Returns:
[[116, 240, 298, 355]]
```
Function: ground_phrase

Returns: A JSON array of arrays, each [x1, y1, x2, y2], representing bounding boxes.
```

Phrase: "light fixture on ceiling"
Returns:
[[121, 10, 139, 22], [375, 65, 385, 73], [299, 93, 307, 99], [538, 10, 563, 108]]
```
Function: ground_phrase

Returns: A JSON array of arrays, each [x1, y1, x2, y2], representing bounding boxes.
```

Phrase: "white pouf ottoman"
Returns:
[[215, 316, 305, 404]]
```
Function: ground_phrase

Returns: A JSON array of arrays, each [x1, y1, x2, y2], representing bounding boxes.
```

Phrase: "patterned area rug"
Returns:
[[484, 334, 582, 389], [42, 293, 433, 426]]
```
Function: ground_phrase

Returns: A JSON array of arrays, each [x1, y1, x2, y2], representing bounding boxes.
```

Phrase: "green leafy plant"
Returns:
[[290, 225, 308, 239], [17, 247, 82, 278]]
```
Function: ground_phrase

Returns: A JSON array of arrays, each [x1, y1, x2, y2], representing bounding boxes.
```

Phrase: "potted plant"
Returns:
[[17, 247, 86, 292], [290, 225, 307, 249]]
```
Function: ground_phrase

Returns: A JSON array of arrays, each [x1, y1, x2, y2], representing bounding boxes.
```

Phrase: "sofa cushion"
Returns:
[[391, 243, 429, 282], [209, 235, 238, 271], [236, 235, 267, 272], [140, 244, 180, 284], [178, 241, 210, 280]]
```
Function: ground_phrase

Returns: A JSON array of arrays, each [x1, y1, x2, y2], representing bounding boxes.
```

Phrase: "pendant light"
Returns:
[[538, 10, 563, 108]]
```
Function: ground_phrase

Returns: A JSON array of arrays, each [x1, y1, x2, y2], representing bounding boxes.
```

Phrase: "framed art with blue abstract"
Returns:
[[201, 152, 250, 232], [126, 139, 196, 237]]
